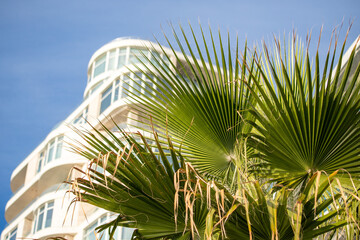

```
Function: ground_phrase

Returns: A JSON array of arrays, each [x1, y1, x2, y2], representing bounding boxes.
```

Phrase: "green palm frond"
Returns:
[[124, 24, 256, 182], [69, 122, 210, 239], [67, 26, 360, 239], [69, 122, 350, 239], [246, 32, 360, 186]]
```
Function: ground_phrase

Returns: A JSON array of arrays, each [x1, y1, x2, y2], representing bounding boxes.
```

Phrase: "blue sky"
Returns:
[[0, 0, 359, 231]]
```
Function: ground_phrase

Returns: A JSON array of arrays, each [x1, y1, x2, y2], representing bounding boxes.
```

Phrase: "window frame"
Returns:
[[83, 213, 133, 240], [4, 227, 17, 240], [32, 201, 54, 233], [99, 72, 158, 114], [93, 53, 107, 78], [73, 106, 89, 125], [37, 135, 64, 173]]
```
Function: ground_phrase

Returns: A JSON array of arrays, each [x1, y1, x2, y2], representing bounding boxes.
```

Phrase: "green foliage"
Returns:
[[69, 25, 360, 239]]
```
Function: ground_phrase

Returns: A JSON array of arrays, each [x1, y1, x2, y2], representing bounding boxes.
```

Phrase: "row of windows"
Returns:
[[36, 136, 63, 173], [84, 213, 133, 240], [88, 47, 170, 83], [99, 72, 159, 114], [32, 201, 54, 234], [32, 48, 175, 177], [4, 201, 53, 239], [5, 207, 133, 240]]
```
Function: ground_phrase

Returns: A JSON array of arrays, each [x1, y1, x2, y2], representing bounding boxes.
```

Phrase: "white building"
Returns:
[[1, 37, 178, 240]]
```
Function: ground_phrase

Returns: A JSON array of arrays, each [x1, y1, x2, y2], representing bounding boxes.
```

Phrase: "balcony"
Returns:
[[5, 156, 86, 223]]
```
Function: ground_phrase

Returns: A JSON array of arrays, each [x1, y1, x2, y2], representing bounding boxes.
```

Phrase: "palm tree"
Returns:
[[69, 25, 360, 239]]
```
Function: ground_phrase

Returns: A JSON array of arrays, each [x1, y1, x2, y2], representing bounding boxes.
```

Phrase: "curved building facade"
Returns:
[[1, 38, 178, 240]]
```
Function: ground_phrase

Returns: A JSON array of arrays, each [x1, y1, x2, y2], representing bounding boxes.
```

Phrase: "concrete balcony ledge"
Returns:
[[2, 188, 68, 239], [5, 157, 86, 222]]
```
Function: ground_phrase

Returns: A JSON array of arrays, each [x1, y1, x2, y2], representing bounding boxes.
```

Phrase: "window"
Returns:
[[129, 48, 149, 65], [100, 85, 113, 114], [121, 228, 133, 240], [83, 214, 108, 240], [107, 50, 116, 71], [113, 80, 120, 102], [99, 72, 157, 114], [73, 107, 89, 125], [37, 152, 44, 173], [83, 213, 133, 240], [120, 77, 130, 99], [117, 48, 127, 69], [55, 136, 63, 159], [121, 72, 150, 98], [93, 54, 106, 78], [100, 79, 122, 114], [33, 201, 54, 233], [46, 136, 63, 164], [5, 227, 17, 240], [132, 73, 142, 94], [37, 136, 64, 173], [46, 140, 55, 164]]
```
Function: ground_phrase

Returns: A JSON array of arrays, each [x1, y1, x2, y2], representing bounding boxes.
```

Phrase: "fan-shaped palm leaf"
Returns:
[[69, 123, 349, 240], [69, 123, 210, 239], [245, 32, 360, 187], [125, 24, 256, 182]]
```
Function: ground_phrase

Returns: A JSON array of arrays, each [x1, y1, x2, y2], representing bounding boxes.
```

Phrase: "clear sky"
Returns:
[[0, 0, 359, 231]]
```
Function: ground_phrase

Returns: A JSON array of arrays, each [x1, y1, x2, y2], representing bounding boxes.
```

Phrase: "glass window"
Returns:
[[84, 221, 98, 240], [114, 80, 120, 102], [73, 114, 82, 124], [45, 202, 54, 228], [5, 227, 17, 240], [84, 107, 89, 121], [129, 48, 148, 65], [99, 79, 124, 114], [38, 136, 64, 172], [100, 85, 112, 114], [94, 54, 106, 78], [84, 215, 109, 240], [133, 78, 142, 94], [121, 228, 133, 240], [83, 213, 133, 240], [55, 136, 63, 159], [107, 50, 116, 70], [46, 140, 55, 164], [117, 48, 127, 69], [36, 206, 44, 232], [132, 72, 143, 94], [121, 77, 130, 99], [37, 152, 44, 173], [33, 201, 54, 233], [73, 107, 89, 125]]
